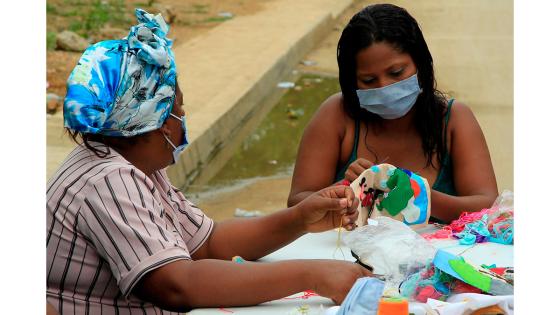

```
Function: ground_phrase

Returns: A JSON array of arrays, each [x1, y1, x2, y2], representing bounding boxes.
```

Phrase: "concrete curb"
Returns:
[[167, 0, 353, 190]]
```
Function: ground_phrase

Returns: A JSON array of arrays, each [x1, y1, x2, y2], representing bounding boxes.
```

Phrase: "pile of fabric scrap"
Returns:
[[399, 249, 513, 304], [423, 191, 514, 245]]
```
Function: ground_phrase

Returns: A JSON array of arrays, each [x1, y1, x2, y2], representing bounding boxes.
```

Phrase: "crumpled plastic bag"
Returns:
[[343, 216, 436, 291]]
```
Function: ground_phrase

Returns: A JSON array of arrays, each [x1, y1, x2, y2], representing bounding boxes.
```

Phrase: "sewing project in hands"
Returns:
[[347, 164, 430, 227]]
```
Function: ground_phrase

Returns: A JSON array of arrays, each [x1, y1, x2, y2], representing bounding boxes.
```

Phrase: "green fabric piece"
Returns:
[[481, 264, 497, 269], [449, 259, 492, 292], [379, 168, 414, 216]]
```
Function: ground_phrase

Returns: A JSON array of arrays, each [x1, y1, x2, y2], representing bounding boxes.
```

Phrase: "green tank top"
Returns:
[[334, 99, 457, 197]]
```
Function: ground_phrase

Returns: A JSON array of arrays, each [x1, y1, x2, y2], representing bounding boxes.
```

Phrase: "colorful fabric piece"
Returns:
[[399, 262, 456, 303], [432, 249, 513, 296], [423, 192, 514, 245], [349, 164, 431, 227], [450, 209, 514, 245], [64, 8, 177, 137]]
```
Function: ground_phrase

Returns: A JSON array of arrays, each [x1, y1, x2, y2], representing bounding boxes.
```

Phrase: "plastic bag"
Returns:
[[343, 217, 436, 291]]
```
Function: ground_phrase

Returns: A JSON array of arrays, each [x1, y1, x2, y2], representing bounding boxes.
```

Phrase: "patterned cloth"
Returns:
[[349, 163, 431, 227], [47, 142, 214, 314], [63, 9, 177, 137]]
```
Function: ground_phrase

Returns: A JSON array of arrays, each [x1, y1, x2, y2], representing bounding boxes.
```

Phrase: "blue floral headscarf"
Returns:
[[64, 9, 177, 137]]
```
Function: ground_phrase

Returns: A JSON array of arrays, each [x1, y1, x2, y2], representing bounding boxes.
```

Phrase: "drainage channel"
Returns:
[[186, 73, 339, 221]]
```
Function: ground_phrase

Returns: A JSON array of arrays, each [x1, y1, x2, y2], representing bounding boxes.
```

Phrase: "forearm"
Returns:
[[186, 260, 314, 308], [137, 259, 315, 311], [430, 190, 497, 223], [206, 207, 306, 260]]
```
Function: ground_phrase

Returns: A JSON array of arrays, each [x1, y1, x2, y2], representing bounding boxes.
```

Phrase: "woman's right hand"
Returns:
[[307, 260, 373, 304], [344, 158, 374, 183]]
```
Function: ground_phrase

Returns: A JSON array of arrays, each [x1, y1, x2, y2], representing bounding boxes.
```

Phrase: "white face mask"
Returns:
[[163, 113, 189, 164], [356, 73, 422, 119]]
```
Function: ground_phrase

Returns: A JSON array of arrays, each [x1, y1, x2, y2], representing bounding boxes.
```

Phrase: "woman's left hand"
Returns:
[[294, 185, 359, 233]]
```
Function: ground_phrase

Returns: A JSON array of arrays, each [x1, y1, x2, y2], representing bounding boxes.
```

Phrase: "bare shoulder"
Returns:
[[311, 92, 351, 133], [316, 92, 345, 117], [447, 100, 480, 131]]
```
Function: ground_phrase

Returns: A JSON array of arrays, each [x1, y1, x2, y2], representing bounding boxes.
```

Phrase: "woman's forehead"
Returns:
[[356, 42, 412, 72]]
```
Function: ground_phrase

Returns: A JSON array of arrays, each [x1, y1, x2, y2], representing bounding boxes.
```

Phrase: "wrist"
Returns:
[[300, 260, 320, 292], [289, 204, 308, 235]]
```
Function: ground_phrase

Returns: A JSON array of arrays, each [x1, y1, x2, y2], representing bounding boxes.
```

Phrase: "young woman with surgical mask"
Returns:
[[288, 4, 498, 223]]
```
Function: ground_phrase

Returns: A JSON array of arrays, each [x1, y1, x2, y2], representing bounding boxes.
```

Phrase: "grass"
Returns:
[[46, 3, 57, 14], [190, 4, 210, 14], [48, 0, 128, 37], [47, 31, 58, 51], [205, 74, 340, 185], [202, 16, 232, 24]]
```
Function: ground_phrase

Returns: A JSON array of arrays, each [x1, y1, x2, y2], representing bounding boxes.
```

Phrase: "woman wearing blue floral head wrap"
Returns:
[[47, 9, 371, 314]]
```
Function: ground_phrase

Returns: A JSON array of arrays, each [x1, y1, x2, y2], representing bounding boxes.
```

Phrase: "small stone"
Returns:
[[301, 60, 317, 66], [277, 81, 295, 89], [46, 93, 62, 114], [56, 31, 90, 52], [217, 11, 234, 19]]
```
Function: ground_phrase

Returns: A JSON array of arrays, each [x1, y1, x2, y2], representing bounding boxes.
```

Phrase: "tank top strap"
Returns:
[[443, 98, 455, 147], [334, 119, 360, 183]]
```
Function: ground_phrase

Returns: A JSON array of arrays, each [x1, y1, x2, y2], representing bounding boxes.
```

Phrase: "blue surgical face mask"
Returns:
[[356, 73, 422, 119], [164, 113, 189, 164], [337, 277, 385, 315]]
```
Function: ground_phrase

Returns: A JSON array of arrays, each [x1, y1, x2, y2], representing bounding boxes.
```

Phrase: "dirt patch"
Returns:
[[46, 0, 270, 104]]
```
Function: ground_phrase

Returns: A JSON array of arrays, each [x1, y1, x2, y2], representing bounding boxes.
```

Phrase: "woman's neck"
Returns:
[[371, 107, 417, 135], [106, 138, 168, 176], [109, 146, 155, 176]]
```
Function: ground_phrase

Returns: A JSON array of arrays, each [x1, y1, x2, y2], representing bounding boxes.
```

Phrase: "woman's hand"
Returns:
[[306, 260, 373, 305], [344, 158, 374, 183], [294, 185, 359, 233]]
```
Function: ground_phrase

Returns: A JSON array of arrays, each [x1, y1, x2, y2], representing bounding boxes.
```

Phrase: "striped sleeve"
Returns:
[[78, 167, 191, 298], [156, 170, 214, 253]]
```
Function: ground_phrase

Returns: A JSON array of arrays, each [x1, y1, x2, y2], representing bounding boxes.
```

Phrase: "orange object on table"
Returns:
[[471, 305, 506, 315], [377, 297, 409, 315]]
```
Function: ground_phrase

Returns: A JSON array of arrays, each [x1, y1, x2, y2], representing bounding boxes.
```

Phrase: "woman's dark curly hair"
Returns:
[[337, 3, 448, 168]]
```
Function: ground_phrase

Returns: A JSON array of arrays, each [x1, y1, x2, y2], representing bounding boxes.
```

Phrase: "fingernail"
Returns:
[[339, 198, 348, 208]]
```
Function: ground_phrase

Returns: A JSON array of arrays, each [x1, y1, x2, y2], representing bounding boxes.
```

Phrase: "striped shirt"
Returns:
[[47, 143, 214, 314]]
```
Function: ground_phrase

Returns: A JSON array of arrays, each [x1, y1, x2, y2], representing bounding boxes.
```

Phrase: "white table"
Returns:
[[189, 228, 513, 314]]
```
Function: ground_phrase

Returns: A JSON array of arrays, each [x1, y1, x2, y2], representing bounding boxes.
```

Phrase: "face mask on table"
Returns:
[[336, 277, 385, 315]]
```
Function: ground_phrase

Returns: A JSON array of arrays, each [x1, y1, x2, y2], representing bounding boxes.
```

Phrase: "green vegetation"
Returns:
[[47, 31, 57, 50], [189, 4, 210, 14], [46, 3, 57, 14], [202, 16, 232, 23], [48, 0, 129, 37], [205, 74, 339, 188]]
